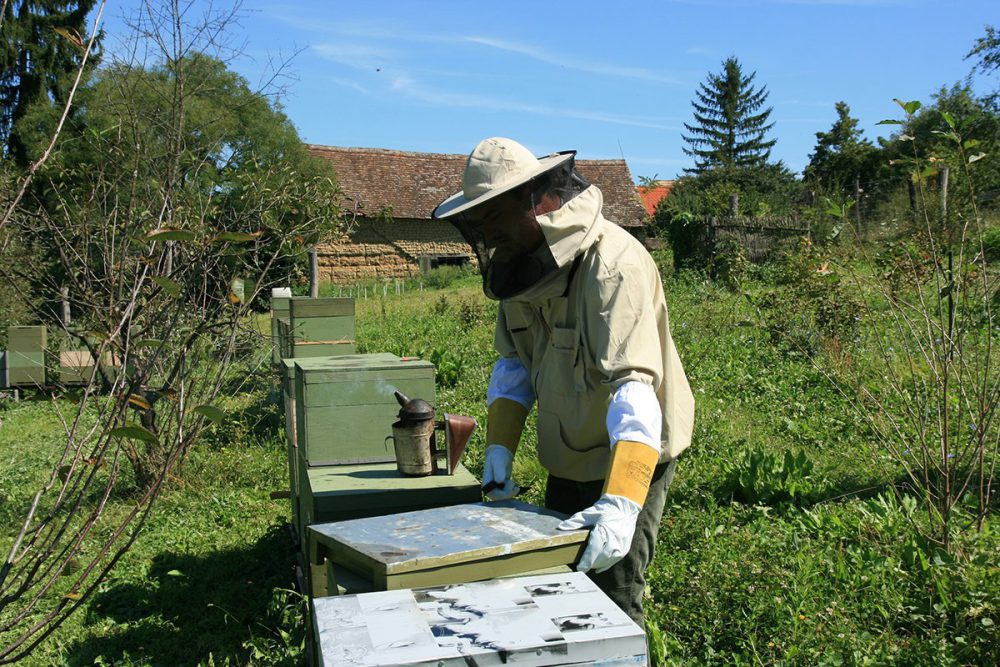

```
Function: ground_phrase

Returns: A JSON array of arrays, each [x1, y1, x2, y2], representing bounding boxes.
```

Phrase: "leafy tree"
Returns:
[[0, 0, 100, 167], [967, 23, 999, 104], [0, 3, 344, 659], [880, 85, 1000, 212], [17, 51, 336, 320], [682, 56, 777, 174], [804, 101, 877, 192]]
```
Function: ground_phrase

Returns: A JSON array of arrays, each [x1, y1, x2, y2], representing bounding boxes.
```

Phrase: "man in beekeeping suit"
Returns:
[[432, 137, 695, 624]]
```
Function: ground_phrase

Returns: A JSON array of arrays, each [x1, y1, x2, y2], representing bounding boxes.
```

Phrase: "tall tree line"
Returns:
[[0, 0, 99, 167]]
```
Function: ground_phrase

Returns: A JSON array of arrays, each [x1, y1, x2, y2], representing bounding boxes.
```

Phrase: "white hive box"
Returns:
[[312, 571, 647, 666]]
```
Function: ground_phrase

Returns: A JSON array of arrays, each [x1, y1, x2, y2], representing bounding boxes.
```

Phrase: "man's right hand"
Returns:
[[482, 444, 519, 500]]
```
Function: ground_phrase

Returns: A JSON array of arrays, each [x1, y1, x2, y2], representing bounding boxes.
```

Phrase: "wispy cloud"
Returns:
[[266, 9, 683, 87], [312, 43, 398, 70], [390, 77, 680, 130], [463, 36, 683, 85], [324, 76, 371, 95]]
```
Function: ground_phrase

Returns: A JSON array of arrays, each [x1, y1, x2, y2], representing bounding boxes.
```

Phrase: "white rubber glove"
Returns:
[[557, 494, 641, 573], [482, 444, 520, 501]]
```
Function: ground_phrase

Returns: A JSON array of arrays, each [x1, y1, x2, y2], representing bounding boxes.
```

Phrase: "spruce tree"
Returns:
[[682, 57, 776, 174], [804, 101, 876, 191], [0, 0, 100, 167]]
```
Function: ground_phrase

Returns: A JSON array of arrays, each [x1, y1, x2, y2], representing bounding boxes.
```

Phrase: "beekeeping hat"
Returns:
[[432, 137, 575, 219], [433, 137, 590, 300]]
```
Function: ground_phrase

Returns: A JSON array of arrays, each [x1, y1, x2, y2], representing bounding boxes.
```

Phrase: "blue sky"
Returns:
[[95, 0, 998, 180]]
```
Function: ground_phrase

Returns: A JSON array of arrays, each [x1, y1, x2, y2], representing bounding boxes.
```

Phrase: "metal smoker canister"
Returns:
[[388, 390, 436, 476]]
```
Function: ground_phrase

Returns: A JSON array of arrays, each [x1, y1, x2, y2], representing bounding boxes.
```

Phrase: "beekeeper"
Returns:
[[432, 137, 694, 623]]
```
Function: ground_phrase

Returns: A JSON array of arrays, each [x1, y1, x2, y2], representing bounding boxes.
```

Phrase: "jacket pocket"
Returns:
[[504, 302, 535, 359], [549, 325, 588, 393]]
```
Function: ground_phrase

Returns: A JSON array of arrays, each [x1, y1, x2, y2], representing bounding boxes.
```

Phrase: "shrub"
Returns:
[[422, 264, 476, 290], [718, 445, 830, 507], [981, 225, 1000, 263]]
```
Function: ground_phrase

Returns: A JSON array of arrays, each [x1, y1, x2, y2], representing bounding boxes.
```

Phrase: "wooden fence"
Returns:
[[710, 216, 811, 263], [675, 214, 811, 270]]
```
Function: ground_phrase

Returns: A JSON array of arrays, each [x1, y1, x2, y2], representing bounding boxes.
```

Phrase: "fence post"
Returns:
[[309, 248, 319, 298], [728, 194, 739, 216], [61, 286, 71, 325]]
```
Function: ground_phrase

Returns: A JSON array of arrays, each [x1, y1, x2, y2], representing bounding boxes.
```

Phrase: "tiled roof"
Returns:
[[307, 144, 648, 228], [636, 180, 675, 216]]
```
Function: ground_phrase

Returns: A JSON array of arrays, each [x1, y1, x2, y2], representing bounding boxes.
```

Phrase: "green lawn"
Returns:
[[1, 257, 997, 665]]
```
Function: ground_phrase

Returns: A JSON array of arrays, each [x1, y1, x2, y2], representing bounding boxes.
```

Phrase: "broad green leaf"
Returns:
[[134, 339, 162, 349], [931, 130, 960, 143], [894, 98, 921, 115], [969, 152, 986, 164], [194, 404, 225, 423], [963, 139, 981, 149], [146, 229, 196, 242], [166, 569, 184, 577], [87, 330, 109, 341], [151, 276, 181, 296], [899, 134, 915, 142], [940, 111, 956, 130], [213, 231, 258, 243], [876, 119, 903, 126], [110, 425, 158, 443]]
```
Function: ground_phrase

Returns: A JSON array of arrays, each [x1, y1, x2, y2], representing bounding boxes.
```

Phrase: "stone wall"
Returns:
[[317, 217, 471, 282]]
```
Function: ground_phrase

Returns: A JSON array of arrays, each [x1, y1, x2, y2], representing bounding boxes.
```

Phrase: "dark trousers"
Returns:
[[544, 459, 677, 626]]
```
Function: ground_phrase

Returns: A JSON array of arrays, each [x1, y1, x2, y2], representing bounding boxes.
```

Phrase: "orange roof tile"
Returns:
[[636, 181, 675, 216]]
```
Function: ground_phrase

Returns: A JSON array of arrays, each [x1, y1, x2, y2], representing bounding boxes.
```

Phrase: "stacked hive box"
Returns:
[[271, 294, 291, 366], [58, 350, 97, 386], [291, 353, 480, 545], [311, 572, 648, 666], [273, 299, 480, 554], [288, 297, 357, 358], [6, 326, 46, 387]]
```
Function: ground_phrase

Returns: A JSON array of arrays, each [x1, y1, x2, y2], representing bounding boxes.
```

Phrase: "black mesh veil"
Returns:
[[448, 158, 591, 299]]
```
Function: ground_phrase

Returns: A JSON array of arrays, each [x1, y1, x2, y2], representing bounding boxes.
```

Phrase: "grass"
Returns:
[[1, 255, 998, 665]]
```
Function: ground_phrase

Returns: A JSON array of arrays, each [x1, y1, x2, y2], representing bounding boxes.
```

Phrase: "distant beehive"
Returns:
[[6, 326, 46, 387]]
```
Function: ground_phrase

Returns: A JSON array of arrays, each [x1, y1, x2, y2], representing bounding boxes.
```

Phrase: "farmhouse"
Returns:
[[307, 144, 649, 282]]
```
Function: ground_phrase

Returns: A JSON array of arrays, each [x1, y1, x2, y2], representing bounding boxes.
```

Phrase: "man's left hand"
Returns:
[[557, 494, 641, 573]]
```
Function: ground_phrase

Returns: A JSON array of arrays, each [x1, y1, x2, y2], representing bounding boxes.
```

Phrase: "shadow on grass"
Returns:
[[71, 523, 301, 666]]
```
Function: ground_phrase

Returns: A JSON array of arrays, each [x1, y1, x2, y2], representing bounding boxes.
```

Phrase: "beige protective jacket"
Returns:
[[494, 186, 695, 482]]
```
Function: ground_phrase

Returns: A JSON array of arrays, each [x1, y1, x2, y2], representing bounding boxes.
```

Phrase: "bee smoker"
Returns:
[[386, 390, 476, 476]]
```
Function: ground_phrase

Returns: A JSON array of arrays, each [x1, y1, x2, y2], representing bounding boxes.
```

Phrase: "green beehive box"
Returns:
[[307, 500, 586, 598], [7, 326, 46, 351], [282, 358, 300, 528], [271, 296, 291, 365], [288, 297, 356, 358], [7, 352, 45, 387], [294, 353, 435, 466], [297, 460, 481, 549]]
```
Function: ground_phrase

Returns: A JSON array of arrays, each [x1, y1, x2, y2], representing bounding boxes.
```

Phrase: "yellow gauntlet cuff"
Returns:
[[603, 440, 660, 506], [486, 398, 529, 453]]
